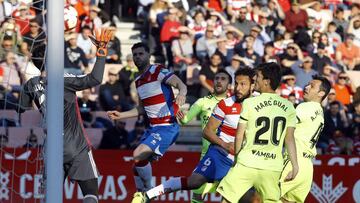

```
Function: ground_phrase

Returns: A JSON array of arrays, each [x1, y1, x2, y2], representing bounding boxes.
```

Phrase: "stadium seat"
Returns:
[[20, 110, 42, 127]]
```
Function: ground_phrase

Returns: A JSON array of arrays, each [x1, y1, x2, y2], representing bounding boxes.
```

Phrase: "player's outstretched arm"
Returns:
[[284, 127, 299, 182], [204, 116, 234, 153], [64, 28, 115, 91], [177, 100, 202, 125], [234, 123, 246, 156], [165, 75, 187, 107], [107, 105, 144, 121]]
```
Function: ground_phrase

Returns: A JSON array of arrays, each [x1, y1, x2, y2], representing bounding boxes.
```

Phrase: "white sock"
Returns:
[[83, 194, 98, 203], [146, 177, 182, 199], [135, 162, 153, 190]]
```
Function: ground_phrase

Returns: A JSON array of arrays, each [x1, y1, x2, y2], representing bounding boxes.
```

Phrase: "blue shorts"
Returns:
[[193, 145, 233, 182], [141, 123, 179, 158]]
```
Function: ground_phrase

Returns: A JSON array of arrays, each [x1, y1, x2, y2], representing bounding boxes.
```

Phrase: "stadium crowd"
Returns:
[[0, 0, 359, 155]]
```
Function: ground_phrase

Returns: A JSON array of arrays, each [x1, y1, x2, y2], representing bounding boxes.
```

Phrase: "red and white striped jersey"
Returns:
[[135, 64, 178, 126], [212, 96, 242, 145]]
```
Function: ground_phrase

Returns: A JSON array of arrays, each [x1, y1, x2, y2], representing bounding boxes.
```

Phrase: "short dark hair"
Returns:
[[234, 67, 255, 84], [216, 69, 232, 84], [329, 100, 341, 107], [353, 100, 360, 108], [312, 75, 331, 101], [131, 42, 149, 53], [80, 25, 91, 32], [256, 62, 281, 90], [31, 43, 46, 71]]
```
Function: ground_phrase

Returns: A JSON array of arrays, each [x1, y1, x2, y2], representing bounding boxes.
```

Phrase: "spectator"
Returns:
[[327, 21, 342, 48], [99, 120, 128, 149], [76, 25, 96, 64], [0, 51, 23, 106], [319, 33, 335, 59], [171, 26, 196, 81], [80, 5, 103, 31], [287, 92, 297, 107], [302, 1, 332, 32], [64, 32, 88, 75], [231, 6, 256, 35], [312, 42, 332, 74], [0, 34, 18, 60], [279, 72, 303, 104], [350, 100, 360, 138], [23, 129, 40, 148], [199, 52, 222, 97], [99, 68, 127, 111], [325, 101, 350, 133], [333, 8, 348, 39], [249, 25, 271, 57], [13, 4, 34, 35], [225, 55, 242, 87], [335, 33, 360, 70], [347, 16, 360, 47], [160, 7, 182, 66], [227, 0, 250, 22], [280, 42, 304, 69], [106, 26, 121, 64], [291, 56, 318, 89], [284, 0, 308, 32], [196, 25, 217, 63], [333, 72, 356, 107], [266, 0, 286, 24], [22, 19, 46, 51], [214, 37, 233, 67], [202, 0, 225, 13], [321, 63, 339, 85], [119, 54, 139, 97], [187, 10, 207, 40], [237, 35, 261, 68], [263, 42, 280, 63], [0, 134, 8, 148], [322, 101, 350, 154]]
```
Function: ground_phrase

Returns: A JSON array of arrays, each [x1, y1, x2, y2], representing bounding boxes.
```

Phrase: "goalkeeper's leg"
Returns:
[[79, 178, 99, 203]]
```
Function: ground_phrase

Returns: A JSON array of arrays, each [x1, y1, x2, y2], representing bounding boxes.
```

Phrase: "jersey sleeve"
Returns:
[[287, 104, 297, 128], [212, 99, 226, 121], [180, 98, 203, 124], [64, 57, 105, 92], [295, 104, 306, 124], [157, 65, 174, 83], [239, 99, 249, 124]]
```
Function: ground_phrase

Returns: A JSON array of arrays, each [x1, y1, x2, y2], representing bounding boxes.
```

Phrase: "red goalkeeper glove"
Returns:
[[89, 28, 115, 57]]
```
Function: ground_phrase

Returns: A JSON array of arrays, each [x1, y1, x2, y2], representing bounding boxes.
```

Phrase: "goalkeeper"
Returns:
[[18, 28, 114, 203]]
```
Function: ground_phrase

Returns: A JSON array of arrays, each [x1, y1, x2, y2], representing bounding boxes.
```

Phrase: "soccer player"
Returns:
[[106, 43, 187, 200], [217, 62, 299, 203], [131, 68, 255, 203], [176, 69, 231, 202], [280, 76, 331, 203], [18, 28, 114, 203]]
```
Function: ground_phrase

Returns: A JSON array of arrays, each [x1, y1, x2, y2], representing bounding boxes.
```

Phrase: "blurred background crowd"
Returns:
[[0, 0, 359, 156]]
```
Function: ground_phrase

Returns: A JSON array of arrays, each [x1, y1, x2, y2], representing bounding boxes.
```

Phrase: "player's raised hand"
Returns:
[[285, 166, 299, 182], [89, 28, 115, 57], [107, 110, 122, 120], [175, 94, 186, 107]]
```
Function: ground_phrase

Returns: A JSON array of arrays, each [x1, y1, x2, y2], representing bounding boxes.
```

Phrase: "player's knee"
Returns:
[[83, 194, 98, 203]]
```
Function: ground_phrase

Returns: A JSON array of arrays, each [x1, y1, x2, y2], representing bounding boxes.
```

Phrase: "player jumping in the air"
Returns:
[[106, 43, 187, 202], [280, 76, 331, 203], [18, 28, 114, 203], [131, 68, 255, 203], [218, 63, 299, 203], [176, 69, 231, 202]]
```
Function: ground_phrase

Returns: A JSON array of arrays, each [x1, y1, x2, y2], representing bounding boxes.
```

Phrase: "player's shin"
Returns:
[[146, 177, 187, 199], [133, 160, 153, 191]]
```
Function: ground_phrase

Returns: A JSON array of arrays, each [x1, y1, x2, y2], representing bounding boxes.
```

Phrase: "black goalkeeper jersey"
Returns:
[[18, 57, 106, 163]]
